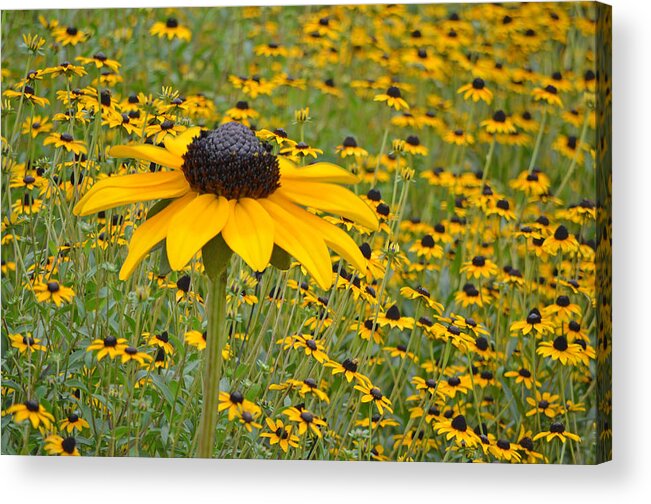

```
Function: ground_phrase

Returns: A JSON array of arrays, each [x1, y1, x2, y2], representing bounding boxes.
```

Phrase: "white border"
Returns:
[[2, 0, 650, 502]]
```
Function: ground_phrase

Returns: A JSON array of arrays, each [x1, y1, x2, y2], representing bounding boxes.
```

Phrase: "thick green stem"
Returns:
[[196, 269, 228, 458]]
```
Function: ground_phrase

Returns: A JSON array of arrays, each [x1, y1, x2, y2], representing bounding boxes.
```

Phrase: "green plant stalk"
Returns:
[[196, 269, 228, 458]]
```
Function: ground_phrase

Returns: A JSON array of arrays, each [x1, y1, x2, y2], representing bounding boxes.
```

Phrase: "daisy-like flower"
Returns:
[[489, 439, 522, 462], [8, 333, 47, 353], [410, 234, 444, 259], [281, 141, 323, 158], [4, 85, 49, 107], [44, 435, 80, 456], [460, 255, 498, 279], [480, 110, 516, 134], [543, 225, 579, 255], [150, 17, 192, 41], [509, 169, 551, 196], [376, 304, 415, 330], [74, 122, 376, 289], [60, 413, 90, 433], [22, 115, 52, 138], [532, 85, 563, 107], [184, 329, 207, 350], [457, 78, 493, 104], [434, 414, 480, 447], [336, 136, 368, 158], [537, 336, 584, 366], [443, 128, 474, 145], [533, 422, 581, 443], [43, 132, 87, 155], [543, 295, 582, 322], [218, 391, 261, 421], [399, 286, 444, 313], [32, 279, 75, 306], [76, 52, 121, 72], [145, 330, 174, 354], [374, 86, 409, 110], [510, 308, 555, 337], [283, 406, 327, 437], [52, 25, 88, 46], [525, 391, 561, 418], [325, 357, 370, 385], [4, 400, 55, 429], [86, 335, 128, 360], [277, 333, 329, 363], [260, 418, 300, 452], [504, 367, 540, 390], [354, 383, 393, 414], [120, 346, 153, 366]]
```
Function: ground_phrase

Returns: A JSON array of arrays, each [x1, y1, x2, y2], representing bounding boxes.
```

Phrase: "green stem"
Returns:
[[196, 269, 228, 458]]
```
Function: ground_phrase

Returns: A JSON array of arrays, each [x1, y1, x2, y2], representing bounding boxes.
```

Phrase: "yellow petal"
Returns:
[[258, 198, 332, 289], [119, 193, 195, 280], [268, 193, 367, 273], [109, 144, 184, 170], [279, 157, 360, 184], [164, 126, 202, 157], [221, 198, 274, 272], [74, 171, 190, 216], [277, 180, 378, 230], [166, 194, 230, 271]]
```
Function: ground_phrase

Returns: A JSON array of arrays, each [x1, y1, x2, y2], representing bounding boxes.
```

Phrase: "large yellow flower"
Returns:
[[74, 122, 377, 289]]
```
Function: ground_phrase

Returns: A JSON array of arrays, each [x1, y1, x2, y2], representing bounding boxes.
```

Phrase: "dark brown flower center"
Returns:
[[182, 122, 279, 199]]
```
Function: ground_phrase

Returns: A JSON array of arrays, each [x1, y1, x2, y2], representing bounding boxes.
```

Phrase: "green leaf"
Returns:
[[158, 240, 172, 276], [202, 234, 232, 280], [147, 198, 173, 220], [270, 245, 291, 271]]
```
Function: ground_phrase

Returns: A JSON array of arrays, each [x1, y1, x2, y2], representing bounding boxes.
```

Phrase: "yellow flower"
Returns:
[[374, 86, 409, 111], [4, 400, 55, 429], [32, 279, 75, 306], [150, 17, 192, 41], [44, 435, 80, 456], [74, 122, 377, 290]]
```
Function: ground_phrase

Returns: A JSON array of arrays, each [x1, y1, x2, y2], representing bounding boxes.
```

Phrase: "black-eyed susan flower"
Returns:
[[86, 335, 128, 360], [120, 346, 153, 366], [336, 136, 368, 158], [510, 308, 555, 337], [537, 336, 584, 366], [533, 422, 581, 444], [504, 367, 539, 390], [260, 418, 299, 452], [326, 357, 370, 385], [532, 85, 563, 107], [443, 128, 474, 145], [457, 77, 493, 104], [489, 439, 522, 462], [460, 255, 498, 279], [32, 279, 75, 306], [145, 330, 174, 354], [8, 333, 46, 353], [44, 435, 80, 456], [480, 110, 516, 134], [150, 17, 192, 41], [525, 391, 561, 418], [218, 391, 261, 421], [354, 383, 393, 414], [543, 225, 579, 255], [52, 25, 88, 46], [374, 86, 409, 111], [43, 132, 87, 155], [4, 85, 49, 107], [434, 414, 480, 447], [283, 406, 327, 437], [376, 304, 414, 330], [4, 400, 55, 429], [21, 115, 52, 138], [60, 413, 90, 433], [74, 122, 376, 289], [76, 52, 121, 72]]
